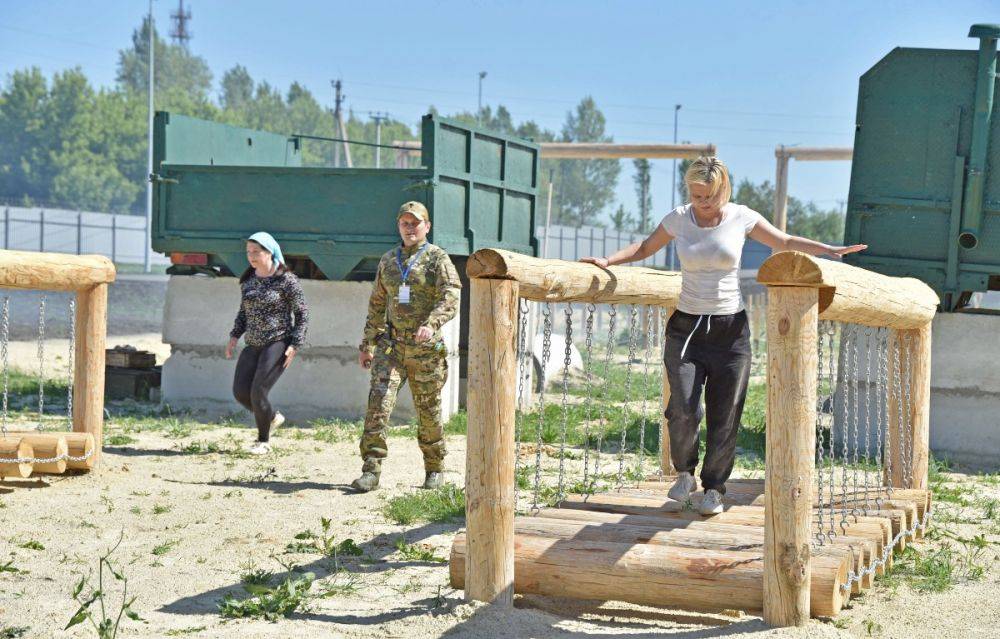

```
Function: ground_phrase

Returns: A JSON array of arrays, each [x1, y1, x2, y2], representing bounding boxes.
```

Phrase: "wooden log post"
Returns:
[[887, 323, 932, 491], [10, 432, 67, 474], [464, 278, 519, 606], [764, 287, 819, 627], [73, 283, 108, 467]]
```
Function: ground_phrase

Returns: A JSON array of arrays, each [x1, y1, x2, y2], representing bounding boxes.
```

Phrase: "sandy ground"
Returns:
[[2, 418, 999, 639]]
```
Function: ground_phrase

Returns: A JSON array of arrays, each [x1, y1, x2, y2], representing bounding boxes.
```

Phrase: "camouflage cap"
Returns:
[[397, 201, 429, 222]]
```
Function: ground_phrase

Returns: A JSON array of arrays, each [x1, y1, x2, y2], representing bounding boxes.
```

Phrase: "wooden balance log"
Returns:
[[449, 531, 848, 618], [558, 493, 893, 573], [0, 437, 34, 478], [61, 432, 96, 471], [533, 507, 877, 594], [5, 432, 68, 474]]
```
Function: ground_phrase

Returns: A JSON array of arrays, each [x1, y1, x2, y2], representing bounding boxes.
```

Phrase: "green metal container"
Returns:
[[844, 24, 1000, 310], [151, 112, 540, 280]]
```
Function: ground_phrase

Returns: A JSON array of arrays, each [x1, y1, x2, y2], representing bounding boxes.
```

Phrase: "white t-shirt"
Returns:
[[659, 203, 764, 315]]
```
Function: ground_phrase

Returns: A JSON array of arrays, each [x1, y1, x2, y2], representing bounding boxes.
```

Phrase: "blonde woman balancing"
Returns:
[[580, 157, 865, 514]]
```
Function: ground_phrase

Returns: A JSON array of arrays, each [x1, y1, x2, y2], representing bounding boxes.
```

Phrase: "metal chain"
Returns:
[[582, 303, 596, 489], [862, 326, 875, 515], [37, 296, 46, 422], [66, 299, 75, 427], [816, 321, 829, 545], [885, 332, 909, 498], [849, 324, 861, 519], [5, 445, 95, 465], [874, 327, 888, 509], [513, 299, 530, 508], [594, 306, 617, 481], [556, 304, 573, 503], [617, 305, 639, 487], [531, 303, 552, 511], [1, 297, 8, 436], [902, 332, 914, 486], [636, 305, 656, 481], [839, 324, 854, 534], [657, 306, 668, 475], [826, 322, 839, 541]]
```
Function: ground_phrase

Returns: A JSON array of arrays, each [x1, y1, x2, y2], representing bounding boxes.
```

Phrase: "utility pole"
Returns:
[[669, 103, 681, 270], [478, 71, 487, 123], [145, 0, 155, 273], [332, 79, 345, 167], [369, 112, 389, 168]]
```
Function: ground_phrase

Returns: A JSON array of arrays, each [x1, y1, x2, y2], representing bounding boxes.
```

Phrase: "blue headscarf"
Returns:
[[247, 231, 285, 266]]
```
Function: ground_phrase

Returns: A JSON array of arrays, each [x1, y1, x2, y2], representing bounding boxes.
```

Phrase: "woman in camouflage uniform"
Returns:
[[354, 202, 461, 492]]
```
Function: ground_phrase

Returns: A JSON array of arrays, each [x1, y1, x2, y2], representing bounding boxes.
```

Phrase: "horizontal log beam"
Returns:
[[450, 532, 846, 617], [0, 250, 115, 291], [466, 249, 681, 305], [541, 143, 716, 159], [775, 146, 853, 162], [756, 251, 939, 329]]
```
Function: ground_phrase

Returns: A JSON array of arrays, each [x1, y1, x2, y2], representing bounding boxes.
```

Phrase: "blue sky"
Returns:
[[1, 0, 995, 225]]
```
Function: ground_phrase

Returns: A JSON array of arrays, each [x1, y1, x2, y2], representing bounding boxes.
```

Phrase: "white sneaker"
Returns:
[[667, 472, 697, 501], [700, 489, 724, 515], [270, 412, 285, 434], [246, 441, 272, 455]]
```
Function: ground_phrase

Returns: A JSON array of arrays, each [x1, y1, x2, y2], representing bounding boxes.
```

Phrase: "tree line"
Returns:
[[0, 18, 844, 243]]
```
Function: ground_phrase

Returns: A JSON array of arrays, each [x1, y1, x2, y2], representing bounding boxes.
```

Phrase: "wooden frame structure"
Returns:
[[458, 248, 936, 626], [773, 146, 853, 232], [0, 249, 115, 476]]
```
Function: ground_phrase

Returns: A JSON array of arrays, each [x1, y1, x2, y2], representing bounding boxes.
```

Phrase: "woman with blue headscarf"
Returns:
[[226, 232, 309, 455]]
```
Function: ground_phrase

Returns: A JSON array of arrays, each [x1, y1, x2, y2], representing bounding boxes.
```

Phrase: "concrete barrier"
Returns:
[[161, 275, 460, 424]]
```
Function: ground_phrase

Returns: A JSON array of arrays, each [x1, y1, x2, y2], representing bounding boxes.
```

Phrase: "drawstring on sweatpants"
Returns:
[[680, 314, 712, 359]]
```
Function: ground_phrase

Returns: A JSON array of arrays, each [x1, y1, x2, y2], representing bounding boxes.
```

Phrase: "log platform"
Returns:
[[449, 478, 931, 619], [0, 431, 96, 477]]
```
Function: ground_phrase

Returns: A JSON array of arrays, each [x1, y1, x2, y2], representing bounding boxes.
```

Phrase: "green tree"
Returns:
[[116, 17, 213, 108], [633, 159, 652, 232], [0, 68, 52, 203], [220, 65, 254, 111], [553, 97, 620, 227], [609, 204, 635, 232]]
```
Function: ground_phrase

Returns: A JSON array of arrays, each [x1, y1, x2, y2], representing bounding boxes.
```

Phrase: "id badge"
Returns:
[[398, 285, 411, 304]]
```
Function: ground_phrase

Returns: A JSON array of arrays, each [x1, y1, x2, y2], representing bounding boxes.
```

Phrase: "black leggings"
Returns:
[[664, 310, 752, 494], [233, 340, 288, 442]]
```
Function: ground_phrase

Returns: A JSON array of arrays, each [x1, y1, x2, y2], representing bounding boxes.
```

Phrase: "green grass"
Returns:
[[104, 433, 135, 446], [383, 484, 465, 526], [4, 368, 70, 404], [218, 572, 316, 621], [285, 518, 365, 558], [151, 540, 178, 556], [0, 626, 29, 638], [394, 538, 446, 563]]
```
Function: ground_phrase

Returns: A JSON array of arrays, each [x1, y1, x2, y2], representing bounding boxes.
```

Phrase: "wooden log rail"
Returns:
[[0, 249, 114, 472], [460, 248, 937, 628], [756, 251, 937, 626]]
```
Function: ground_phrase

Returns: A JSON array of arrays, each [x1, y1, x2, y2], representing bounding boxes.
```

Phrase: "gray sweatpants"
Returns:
[[663, 309, 752, 494]]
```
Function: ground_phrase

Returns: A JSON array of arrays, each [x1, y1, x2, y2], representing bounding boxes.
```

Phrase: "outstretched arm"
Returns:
[[580, 224, 674, 268], [749, 217, 866, 259]]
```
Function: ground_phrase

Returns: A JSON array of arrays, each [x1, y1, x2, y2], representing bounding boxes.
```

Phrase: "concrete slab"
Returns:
[[161, 276, 460, 424]]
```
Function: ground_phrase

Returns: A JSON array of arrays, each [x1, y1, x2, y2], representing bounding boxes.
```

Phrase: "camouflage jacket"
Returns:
[[360, 241, 461, 354]]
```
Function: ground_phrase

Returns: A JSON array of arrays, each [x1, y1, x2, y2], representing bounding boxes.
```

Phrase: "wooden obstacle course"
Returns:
[[456, 248, 937, 627], [0, 249, 114, 477]]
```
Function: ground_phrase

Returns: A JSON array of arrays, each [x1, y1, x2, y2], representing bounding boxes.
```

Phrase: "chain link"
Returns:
[[594, 306, 617, 482], [66, 299, 75, 427], [513, 299, 530, 508], [37, 296, 46, 422], [874, 327, 888, 509], [617, 305, 639, 487], [636, 305, 656, 481], [531, 303, 553, 511], [582, 303, 596, 489], [1, 297, 8, 436], [556, 304, 573, 503], [839, 325, 853, 534], [902, 332, 914, 486], [862, 326, 875, 514], [815, 320, 828, 545]]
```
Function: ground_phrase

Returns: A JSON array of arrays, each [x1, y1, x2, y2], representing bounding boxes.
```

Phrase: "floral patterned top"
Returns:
[[230, 271, 309, 348]]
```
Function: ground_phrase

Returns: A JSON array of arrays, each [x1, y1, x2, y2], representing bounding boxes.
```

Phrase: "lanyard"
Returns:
[[395, 243, 428, 284]]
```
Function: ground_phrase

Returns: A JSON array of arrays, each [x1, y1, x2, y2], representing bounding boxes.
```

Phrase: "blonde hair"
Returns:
[[684, 156, 732, 205]]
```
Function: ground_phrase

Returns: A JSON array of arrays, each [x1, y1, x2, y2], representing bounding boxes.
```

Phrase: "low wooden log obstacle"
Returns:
[[452, 248, 938, 626], [0, 249, 114, 477]]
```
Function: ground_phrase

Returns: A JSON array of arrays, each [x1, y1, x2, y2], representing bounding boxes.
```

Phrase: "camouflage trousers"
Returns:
[[361, 337, 448, 473]]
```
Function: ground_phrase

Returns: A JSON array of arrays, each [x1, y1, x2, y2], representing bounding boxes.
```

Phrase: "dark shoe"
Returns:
[[422, 471, 443, 490], [351, 472, 380, 493]]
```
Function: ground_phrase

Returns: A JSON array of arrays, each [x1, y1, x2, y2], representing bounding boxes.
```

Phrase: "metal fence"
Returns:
[[1, 206, 168, 266]]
